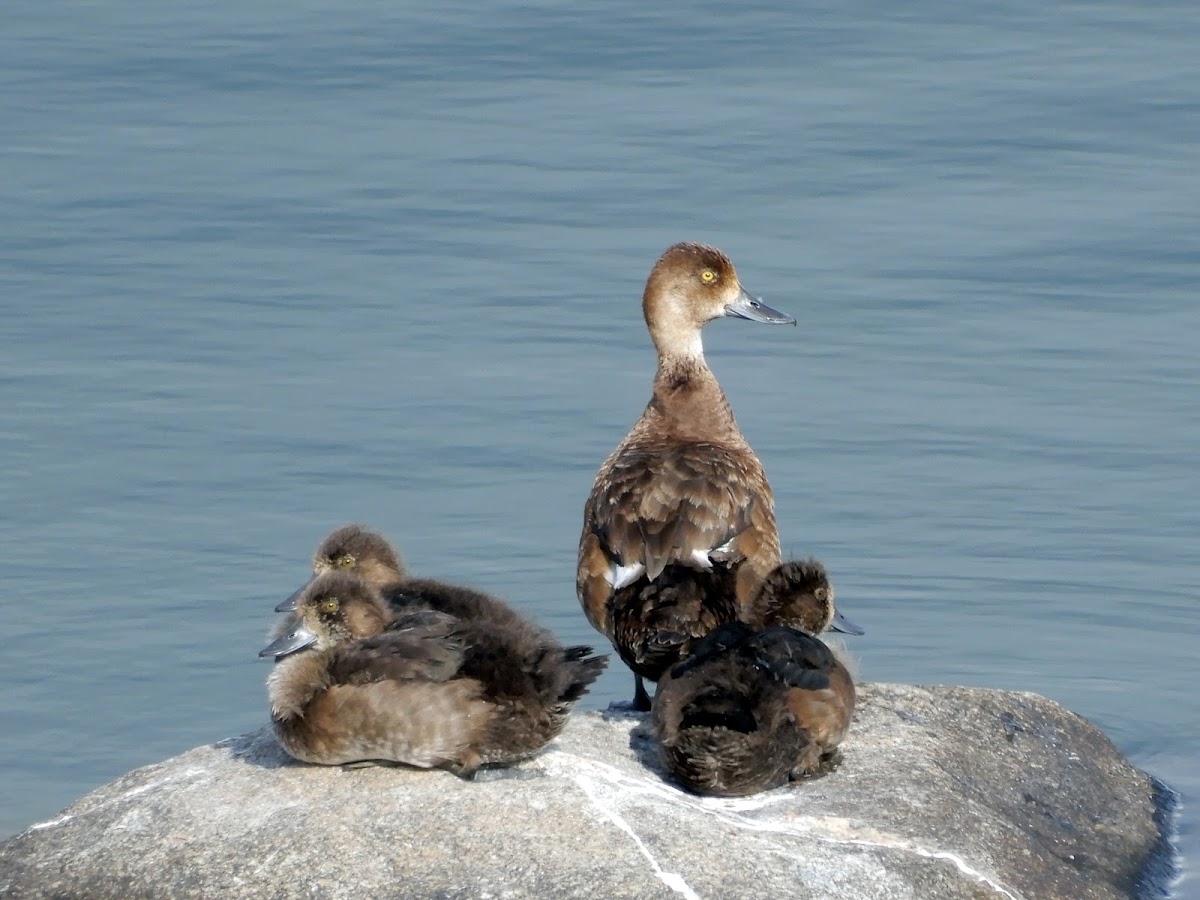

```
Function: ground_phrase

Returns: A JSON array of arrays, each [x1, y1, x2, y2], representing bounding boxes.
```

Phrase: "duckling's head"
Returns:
[[277, 525, 406, 614], [311, 524, 406, 586], [749, 559, 864, 636], [260, 571, 391, 658], [642, 242, 795, 358]]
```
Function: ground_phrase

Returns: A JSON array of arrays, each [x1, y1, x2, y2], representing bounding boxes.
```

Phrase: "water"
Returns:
[[2, 0, 1197, 891]]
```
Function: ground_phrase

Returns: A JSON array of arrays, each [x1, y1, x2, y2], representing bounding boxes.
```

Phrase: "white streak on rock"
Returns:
[[567, 767, 700, 900], [28, 768, 209, 832], [550, 753, 1021, 900], [28, 814, 73, 831]]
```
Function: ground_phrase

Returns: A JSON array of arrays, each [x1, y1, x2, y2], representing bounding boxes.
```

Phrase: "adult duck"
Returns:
[[577, 241, 795, 709]]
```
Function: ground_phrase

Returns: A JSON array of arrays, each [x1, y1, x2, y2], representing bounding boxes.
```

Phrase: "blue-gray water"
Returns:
[[2, 1, 1197, 891]]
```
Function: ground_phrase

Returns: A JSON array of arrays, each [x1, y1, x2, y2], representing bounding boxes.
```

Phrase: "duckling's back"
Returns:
[[607, 563, 738, 682], [652, 623, 854, 797]]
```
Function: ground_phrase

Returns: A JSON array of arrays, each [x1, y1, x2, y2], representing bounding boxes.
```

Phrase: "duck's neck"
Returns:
[[639, 346, 745, 445]]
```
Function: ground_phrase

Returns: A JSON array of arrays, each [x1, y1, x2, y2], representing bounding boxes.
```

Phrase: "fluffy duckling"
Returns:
[[262, 571, 608, 774], [651, 561, 860, 797], [271, 524, 530, 647], [578, 241, 795, 709]]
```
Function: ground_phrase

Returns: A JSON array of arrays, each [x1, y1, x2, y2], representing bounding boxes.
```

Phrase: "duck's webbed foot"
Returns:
[[789, 748, 843, 782], [443, 762, 478, 780], [443, 750, 484, 780]]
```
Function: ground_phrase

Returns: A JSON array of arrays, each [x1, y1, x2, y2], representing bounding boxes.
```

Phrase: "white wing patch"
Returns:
[[685, 534, 738, 570], [607, 561, 647, 589], [709, 534, 739, 563], [605, 536, 738, 588]]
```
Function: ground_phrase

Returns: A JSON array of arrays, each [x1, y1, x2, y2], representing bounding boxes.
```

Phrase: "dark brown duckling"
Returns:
[[271, 524, 531, 646], [578, 242, 796, 710], [261, 571, 608, 774], [606, 566, 739, 703], [651, 562, 860, 797]]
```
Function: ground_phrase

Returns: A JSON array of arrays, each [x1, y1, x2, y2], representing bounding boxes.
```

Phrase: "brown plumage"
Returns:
[[651, 561, 859, 797], [578, 241, 795, 709], [740, 557, 864, 635], [262, 571, 608, 774]]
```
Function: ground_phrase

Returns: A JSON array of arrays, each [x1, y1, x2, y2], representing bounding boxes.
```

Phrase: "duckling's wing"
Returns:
[[385, 580, 532, 634], [744, 627, 835, 692], [327, 616, 469, 686], [589, 443, 761, 581], [385, 609, 463, 634], [667, 621, 755, 680]]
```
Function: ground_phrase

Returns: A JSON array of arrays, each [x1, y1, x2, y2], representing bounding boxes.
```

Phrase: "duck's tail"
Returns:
[[556, 645, 609, 704]]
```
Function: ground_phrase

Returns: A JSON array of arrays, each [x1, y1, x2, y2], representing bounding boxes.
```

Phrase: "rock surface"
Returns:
[[0, 684, 1176, 900]]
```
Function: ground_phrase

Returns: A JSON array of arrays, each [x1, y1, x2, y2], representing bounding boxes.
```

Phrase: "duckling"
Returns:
[[578, 242, 796, 709], [261, 571, 608, 774], [271, 524, 531, 647], [651, 561, 860, 797]]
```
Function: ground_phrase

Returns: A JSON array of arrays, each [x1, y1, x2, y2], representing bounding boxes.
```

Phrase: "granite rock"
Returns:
[[0, 684, 1176, 900]]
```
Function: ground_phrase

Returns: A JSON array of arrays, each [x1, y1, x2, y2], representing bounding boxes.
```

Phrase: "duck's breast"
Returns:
[[275, 678, 494, 767]]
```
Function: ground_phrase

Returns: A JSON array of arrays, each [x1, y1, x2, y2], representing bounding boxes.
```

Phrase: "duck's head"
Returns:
[[642, 242, 795, 357], [277, 524, 405, 614], [750, 559, 864, 636], [260, 571, 390, 658]]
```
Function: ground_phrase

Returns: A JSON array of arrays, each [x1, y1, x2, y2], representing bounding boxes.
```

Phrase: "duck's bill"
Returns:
[[829, 610, 865, 636], [275, 578, 312, 613], [724, 287, 796, 325], [259, 625, 318, 659]]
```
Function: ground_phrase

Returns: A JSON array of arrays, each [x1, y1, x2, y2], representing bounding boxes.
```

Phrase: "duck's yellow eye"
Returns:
[[700, 269, 717, 283], [320, 597, 340, 613], [335, 555, 355, 568]]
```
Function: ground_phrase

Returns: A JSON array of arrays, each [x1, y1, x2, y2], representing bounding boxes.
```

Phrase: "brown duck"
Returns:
[[262, 571, 607, 774], [577, 241, 795, 709]]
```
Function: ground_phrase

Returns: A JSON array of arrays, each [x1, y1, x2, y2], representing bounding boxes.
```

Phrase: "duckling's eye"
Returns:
[[335, 554, 355, 568], [320, 597, 340, 613], [700, 269, 717, 283]]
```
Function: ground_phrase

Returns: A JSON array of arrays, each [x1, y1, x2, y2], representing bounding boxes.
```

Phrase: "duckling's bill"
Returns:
[[829, 610, 865, 636], [275, 579, 311, 613], [259, 624, 318, 658], [724, 288, 796, 325]]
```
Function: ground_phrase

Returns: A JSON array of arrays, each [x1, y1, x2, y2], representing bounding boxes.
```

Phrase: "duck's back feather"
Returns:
[[586, 441, 763, 580]]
